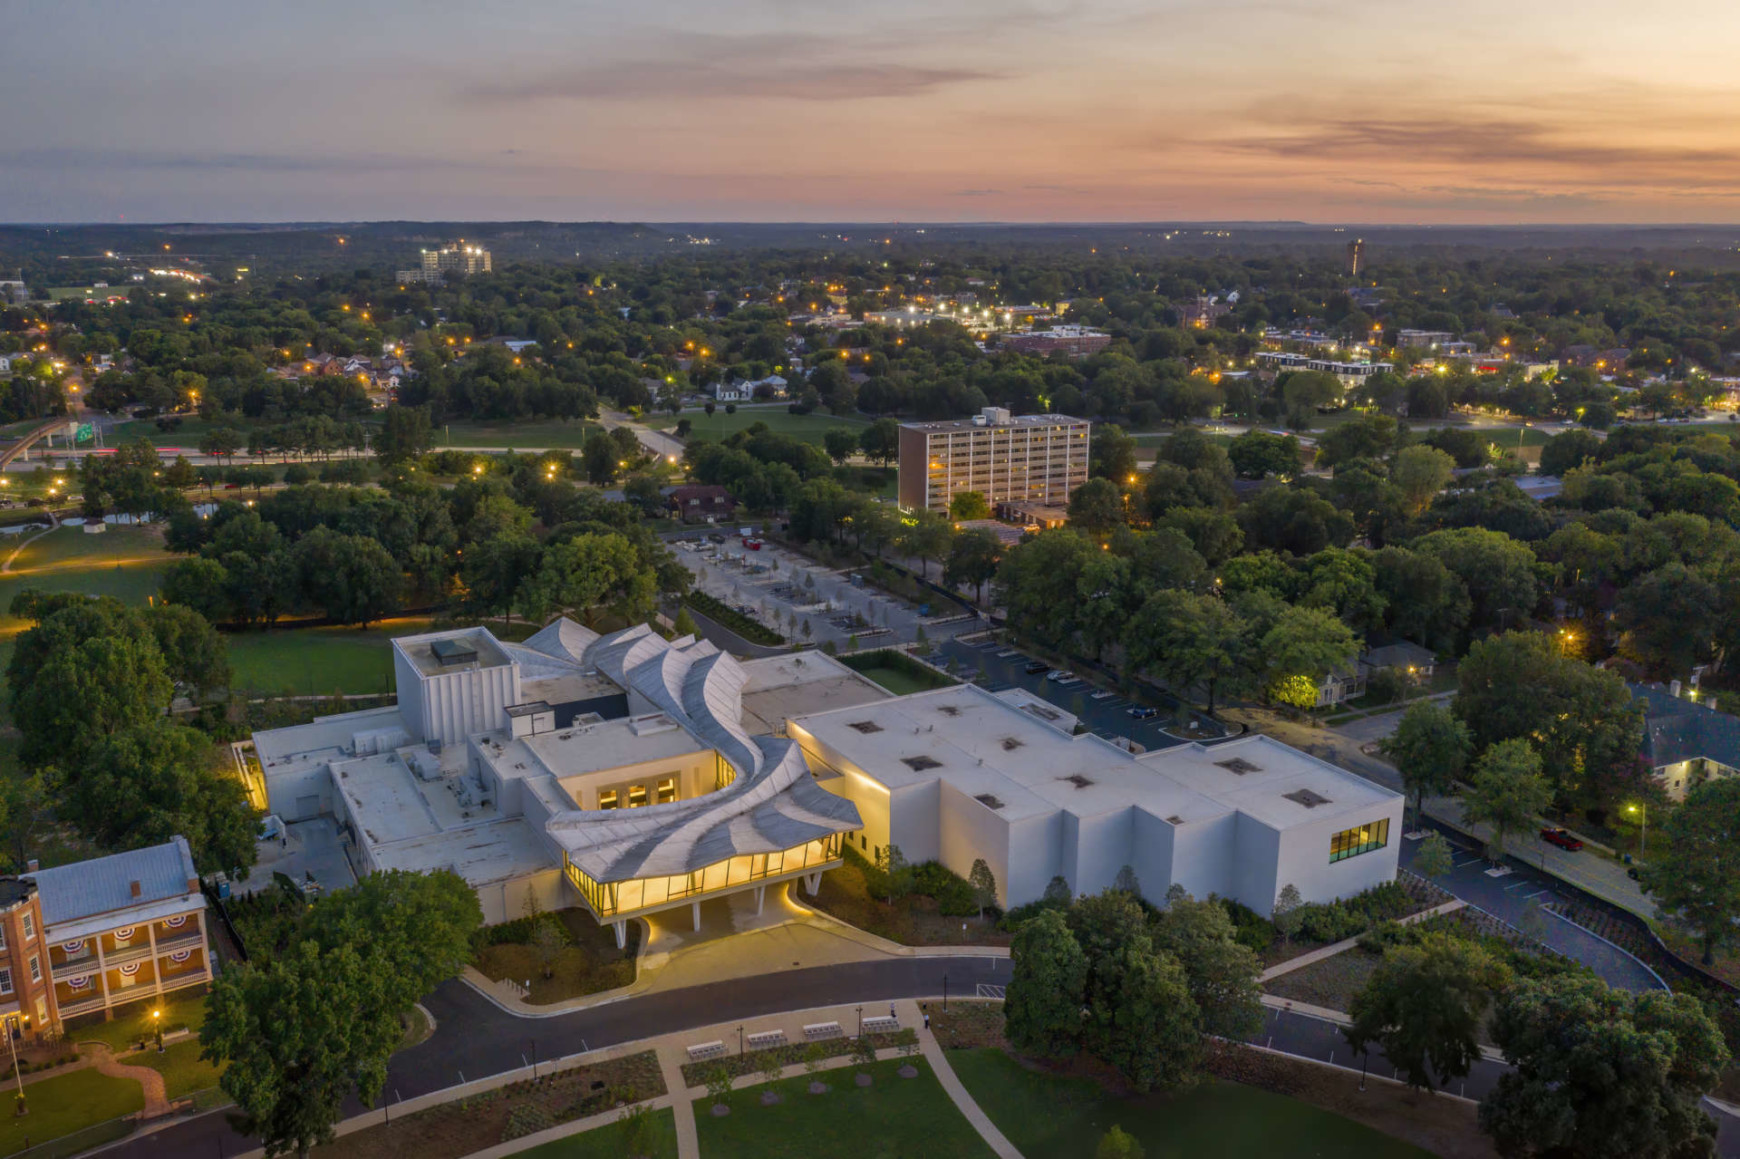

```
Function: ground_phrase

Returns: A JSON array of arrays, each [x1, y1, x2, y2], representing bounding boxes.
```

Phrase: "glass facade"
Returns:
[[563, 832, 845, 919], [1329, 818, 1390, 863]]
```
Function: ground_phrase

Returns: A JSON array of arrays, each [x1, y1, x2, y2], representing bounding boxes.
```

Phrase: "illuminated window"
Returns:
[[628, 785, 649, 808], [598, 790, 618, 810], [657, 778, 677, 805], [1329, 818, 1390, 863]]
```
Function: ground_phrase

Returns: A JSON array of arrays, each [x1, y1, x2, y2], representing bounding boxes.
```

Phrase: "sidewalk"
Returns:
[[1422, 795, 1655, 918]]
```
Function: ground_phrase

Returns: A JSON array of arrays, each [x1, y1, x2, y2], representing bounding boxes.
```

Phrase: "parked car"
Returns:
[[1023, 660, 1049, 674], [743, 538, 763, 550], [1539, 827, 1584, 852], [1046, 670, 1076, 683], [1127, 706, 1160, 720]]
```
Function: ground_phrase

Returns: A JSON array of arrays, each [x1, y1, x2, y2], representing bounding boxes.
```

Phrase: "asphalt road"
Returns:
[[1399, 830, 1664, 993]]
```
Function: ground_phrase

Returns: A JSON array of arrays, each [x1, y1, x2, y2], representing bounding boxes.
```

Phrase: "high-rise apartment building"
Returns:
[[397, 243, 492, 283], [897, 407, 1089, 513]]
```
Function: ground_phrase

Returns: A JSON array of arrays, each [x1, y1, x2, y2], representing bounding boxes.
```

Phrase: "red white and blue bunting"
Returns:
[[168, 949, 192, 964], [114, 927, 135, 942], [117, 962, 139, 977], [62, 940, 84, 955], [164, 915, 188, 929], [67, 975, 91, 991]]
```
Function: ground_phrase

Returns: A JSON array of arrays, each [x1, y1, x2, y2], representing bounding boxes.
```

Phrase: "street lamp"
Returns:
[[6, 1020, 23, 1116], [1628, 803, 1647, 855], [151, 1008, 164, 1053]]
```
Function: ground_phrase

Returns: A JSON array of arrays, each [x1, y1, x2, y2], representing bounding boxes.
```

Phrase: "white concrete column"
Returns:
[[612, 920, 626, 950], [803, 871, 821, 896], [147, 925, 163, 998], [691, 901, 701, 931], [753, 885, 765, 915]]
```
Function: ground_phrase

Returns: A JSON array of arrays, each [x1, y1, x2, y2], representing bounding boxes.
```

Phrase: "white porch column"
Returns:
[[93, 940, 113, 1019], [148, 925, 163, 998]]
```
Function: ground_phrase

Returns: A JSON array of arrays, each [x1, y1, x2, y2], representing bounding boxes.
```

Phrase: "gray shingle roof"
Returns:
[[24, 838, 198, 926], [1631, 683, 1740, 770]]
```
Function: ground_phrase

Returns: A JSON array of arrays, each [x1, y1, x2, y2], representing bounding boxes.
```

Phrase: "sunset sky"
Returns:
[[6, 0, 1740, 223]]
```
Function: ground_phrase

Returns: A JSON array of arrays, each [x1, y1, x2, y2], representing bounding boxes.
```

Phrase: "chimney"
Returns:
[[186, 878, 199, 894], [24, 860, 36, 874], [129, 880, 142, 899]]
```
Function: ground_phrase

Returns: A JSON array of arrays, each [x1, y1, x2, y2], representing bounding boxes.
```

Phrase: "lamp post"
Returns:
[[855, 1007, 863, 1037], [7, 1020, 24, 1115], [151, 1009, 164, 1053], [1629, 803, 1647, 855]]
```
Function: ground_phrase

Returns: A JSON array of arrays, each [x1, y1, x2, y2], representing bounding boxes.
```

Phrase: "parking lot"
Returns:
[[672, 533, 979, 651], [936, 637, 1234, 753]]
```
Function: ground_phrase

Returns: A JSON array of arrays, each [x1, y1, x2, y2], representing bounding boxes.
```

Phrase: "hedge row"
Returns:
[[685, 590, 783, 645]]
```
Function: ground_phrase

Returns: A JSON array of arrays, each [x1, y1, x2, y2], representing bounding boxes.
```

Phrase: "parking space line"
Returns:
[[1523, 890, 1551, 900]]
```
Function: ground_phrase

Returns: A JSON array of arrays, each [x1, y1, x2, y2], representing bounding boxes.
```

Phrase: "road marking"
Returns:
[[1523, 890, 1550, 900], [1453, 856, 1483, 867], [976, 984, 1006, 999], [1504, 881, 1531, 891]]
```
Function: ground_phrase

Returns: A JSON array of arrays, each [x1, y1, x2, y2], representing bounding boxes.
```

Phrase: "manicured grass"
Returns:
[[948, 1048, 1430, 1159], [512, 1107, 678, 1158], [694, 1057, 995, 1159], [851, 665, 941, 696], [224, 617, 440, 695], [437, 420, 599, 449], [64, 994, 207, 1053], [132, 1039, 223, 1100], [0, 524, 173, 673], [0, 1067, 144, 1155], [645, 409, 868, 446]]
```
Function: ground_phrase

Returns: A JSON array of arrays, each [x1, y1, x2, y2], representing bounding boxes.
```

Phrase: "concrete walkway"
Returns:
[[656, 1047, 700, 1159], [916, 1014, 1023, 1159], [84, 1044, 170, 1118], [1258, 899, 1465, 983]]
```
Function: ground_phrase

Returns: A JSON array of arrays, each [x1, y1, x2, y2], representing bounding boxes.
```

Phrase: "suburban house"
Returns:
[[1314, 664, 1368, 708], [709, 379, 752, 402], [1361, 642, 1437, 681], [665, 484, 737, 523], [1631, 683, 1740, 801]]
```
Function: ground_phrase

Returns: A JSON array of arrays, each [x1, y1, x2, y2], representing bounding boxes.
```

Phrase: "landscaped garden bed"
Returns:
[[678, 1028, 917, 1088], [312, 1050, 664, 1159], [471, 908, 640, 1003], [801, 846, 1009, 947], [684, 590, 782, 645]]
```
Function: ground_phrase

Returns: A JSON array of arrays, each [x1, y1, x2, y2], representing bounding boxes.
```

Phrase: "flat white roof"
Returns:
[[370, 818, 552, 885], [793, 685, 1397, 830], [737, 652, 890, 736], [254, 705, 402, 765]]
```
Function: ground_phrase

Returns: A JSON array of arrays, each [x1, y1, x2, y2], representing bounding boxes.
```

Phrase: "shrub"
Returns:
[[910, 861, 978, 916], [282, 464, 313, 485], [1214, 896, 1277, 953], [1293, 882, 1417, 945]]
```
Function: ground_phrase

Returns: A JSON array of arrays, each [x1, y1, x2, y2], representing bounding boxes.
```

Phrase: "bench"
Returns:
[[686, 1040, 728, 1062], [862, 1016, 900, 1034], [746, 1030, 787, 1050], [802, 1022, 843, 1041]]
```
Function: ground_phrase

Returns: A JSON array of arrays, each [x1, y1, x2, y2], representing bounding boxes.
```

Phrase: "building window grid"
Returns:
[[1329, 817, 1390, 863], [0, 968, 10, 995], [563, 832, 844, 918]]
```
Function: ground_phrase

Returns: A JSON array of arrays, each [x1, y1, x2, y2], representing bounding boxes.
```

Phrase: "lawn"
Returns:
[[850, 665, 942, 696], [694, 1056, 995, 1159], [224, 617, 440, 696], [0, 524, 173, 675], [645, 409, 868, 446], [64, 993, 207, 1053], [438, 420, 599, 449], [0, 1067, 144, 1156], [512, 1108, 678, 1158], [948, 1048, 1432, 1159], [132, 1039, 224, 1100]]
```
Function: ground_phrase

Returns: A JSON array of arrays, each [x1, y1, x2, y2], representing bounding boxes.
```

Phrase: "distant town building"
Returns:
[[1255, 352, 1392, 387], [1396, 329, 1457, 348], [397, 243, 493, 284], [1001, 326, 1112, 358], [897, 408, 1089, 513], [666, 484, 738, 523], [1632, 682, 1740, 801], [1175, 296, 1232, 329]]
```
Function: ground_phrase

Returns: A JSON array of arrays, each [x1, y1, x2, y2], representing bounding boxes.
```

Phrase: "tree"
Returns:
[[1237, 486, 1355, 556], [1226, 430, 1299, 479], [968, 858, 997, 918], [1613, 563, 1718, 679], [519, 532, 655, 626], [1346, 932, 1511, 1090], [874, 843, 911, 905], [291, 527, 404, 627], [203, 940, 403, 1159], [64, 722, 258, 875], [1067, 477, 1126, 537], [1086, 937, 1201, 1093], [1639, 778, 1740, 964], [1042, 875, 1073, 905], [147, 603, 230, 698], [582, 431, 619, 484], [1379, 701, 1471, 826], [1454, 631, 1642, 807], [897, 510, 952, 582], [1413, 832, 1455, 879], [1260, 605, 1358, 709], [944, 528, 1001, 605], [1480, 975, 1729, 1159], [161, 556, 232, 624], [859, 417, 901, 466], [823, 427, 858, 466], [1462, 739, 1551, 858], [1391, 444, 1456, 515], [372, 405, 433, 464], [1272, 884, 1303, 946], [1151, 893, 1263, 1040], [1096, 1125, 1145, 1159], [1413, 528, 1538, 637], [1005, 910, 1088, 1057], [531, 917, 568, 980], [1128, 590, 1249, 714], [948, 490, 990, 521], [299, 869, 483, 1010], [1538, 429, 1603, 477], [672, 607, 700, 638], [12, 628, 172, 768], [1090, 423, 1140, 482]]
